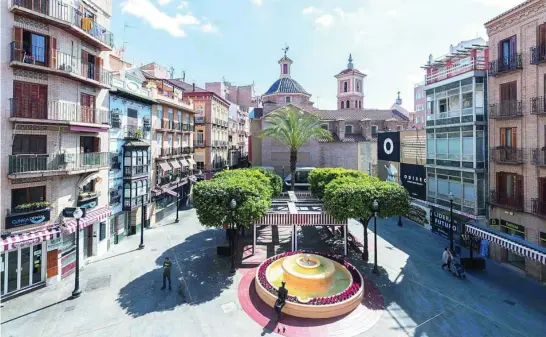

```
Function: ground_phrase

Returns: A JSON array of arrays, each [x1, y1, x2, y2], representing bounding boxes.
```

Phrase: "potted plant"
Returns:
[[79, 191, 97, 200], [14, 201, 51, 213], [134, 129, 144, 139]]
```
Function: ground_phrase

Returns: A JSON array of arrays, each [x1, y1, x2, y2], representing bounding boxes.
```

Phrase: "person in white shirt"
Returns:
[[441, 247, 453, 271]]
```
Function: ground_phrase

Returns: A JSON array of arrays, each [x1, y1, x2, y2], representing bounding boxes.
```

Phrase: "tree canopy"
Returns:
[[260, 105, 332, 190], [192, 169, 274, 229], [308, 167, 378, 200]]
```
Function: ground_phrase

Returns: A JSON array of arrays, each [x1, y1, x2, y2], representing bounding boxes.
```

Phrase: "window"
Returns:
[[99, 222, 106, 241], [496, 172, 523, 201], [285, 96, 291, 103], [341, 101, 345, 109], [346, 100, 350, 108], [397, 125, 402, 131], [500, 127, 517, 147], [500, 81, 517, 104], [345, 125, 353, 134], [22, 31, 46, 64], [11, 186, 46, 210], [177, 111, 182, 123], [12, 81, 48, 119], [283, 63, 288, 74], [184, 134, 190, 146], [168, 108, 173, 121], [12, 135, 46, 154], [358, 101, 362, 109], [197, 162, 205, 170], [371, 125, 378, 135], [499, 35, 516, 62], [321, 124, 329, 131], [127, 108, 137, 119], [344, 82, 348, 92], [438, 98, 447, 113], [197, 131, 204, 143], [156, 134, 163, 148], [356, 80, 360, 92], [168, 134, 173, 148], [157, 106, 163, 120]]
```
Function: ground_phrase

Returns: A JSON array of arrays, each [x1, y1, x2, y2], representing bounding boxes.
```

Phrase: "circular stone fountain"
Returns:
[[255, 252, 364, 319]]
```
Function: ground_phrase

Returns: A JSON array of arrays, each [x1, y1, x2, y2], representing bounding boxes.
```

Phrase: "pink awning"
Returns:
[[1, 226, 62, 252], [61, 206, 111, 234], [70, 125, 108, 133]]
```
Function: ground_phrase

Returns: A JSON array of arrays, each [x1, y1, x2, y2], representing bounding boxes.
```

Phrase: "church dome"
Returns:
[[264, 77, 310, 96]]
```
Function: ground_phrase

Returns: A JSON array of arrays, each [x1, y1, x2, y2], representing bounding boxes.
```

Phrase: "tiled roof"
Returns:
[[264, 78, 310, 96], [313, 109, 409, 121], [484, 0, 535, 26], [168, 79, 207, 92], [318, 133, 369, 143], [336, 68, 366, 77]]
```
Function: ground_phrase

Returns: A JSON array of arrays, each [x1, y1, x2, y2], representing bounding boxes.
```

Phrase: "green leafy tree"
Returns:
[[323, 176, 410, 222], [260, 106, 332, 191], [212, 169, 273, 197], [250, 168, 283, 197], [308, 167, 377, 200]]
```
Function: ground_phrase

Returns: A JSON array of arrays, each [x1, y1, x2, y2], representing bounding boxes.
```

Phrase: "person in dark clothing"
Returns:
[[274, 281, 288, 322], [161, 257, 173, 290]]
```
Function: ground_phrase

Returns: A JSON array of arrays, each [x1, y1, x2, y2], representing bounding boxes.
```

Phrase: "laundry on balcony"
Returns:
[[81, 17, 94, 31]]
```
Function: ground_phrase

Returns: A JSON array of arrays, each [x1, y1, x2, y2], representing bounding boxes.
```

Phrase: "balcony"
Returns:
[[182, 123, 190, 131], [530, 44, 546, 65], [160, 148, 173, 157], [9, 42, 113, 87], [490, 190, 524, 211], [9, 0, 114, 51], [490, 147, 525, 164], [123, 165, 149, 179], [194, 140, 205, 148], [5, 202, 52, 230], [531, 198, 546, 218], [489, 101, 523, 119], [160, 119, 176, 130], [425, 57, 488, 85], [488, 54, 523, 76], [530, 96, 546, 115], [532, 148, 546, 166], [152, 89, 193, 112], [8, 152, 109, 178], [9, 98, 109, 128], [124, 125, 149, 140], [189, 147, 194, 153]]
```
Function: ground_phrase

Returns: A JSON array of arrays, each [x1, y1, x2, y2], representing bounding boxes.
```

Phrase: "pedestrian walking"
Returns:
[[441, 248, 453, 271], [161, 257, 173, 290]]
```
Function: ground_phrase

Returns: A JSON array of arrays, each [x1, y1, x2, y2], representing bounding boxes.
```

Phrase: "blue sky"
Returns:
[[114, 0, 523, 110]]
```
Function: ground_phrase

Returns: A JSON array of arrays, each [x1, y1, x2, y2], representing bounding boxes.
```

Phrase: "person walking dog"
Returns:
[[161, 257, 173, 290]]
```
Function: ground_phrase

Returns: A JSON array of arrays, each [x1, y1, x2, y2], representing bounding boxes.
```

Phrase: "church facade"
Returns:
[[251, 52, 410, 174]]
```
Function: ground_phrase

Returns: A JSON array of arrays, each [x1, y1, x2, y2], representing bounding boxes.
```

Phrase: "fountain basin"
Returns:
[[255, 251, 364, 319]]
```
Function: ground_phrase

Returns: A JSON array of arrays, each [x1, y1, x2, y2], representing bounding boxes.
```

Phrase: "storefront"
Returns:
[[499, 219, 526, 270], [430, 206, 468, 244], [1, 226, 60, 297]]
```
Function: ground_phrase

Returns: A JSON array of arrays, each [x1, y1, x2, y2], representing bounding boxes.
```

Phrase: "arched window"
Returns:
[[343, 82, 348, 92], [359, 101, 362, 109], [321, 123, 329, 131], [345, 125, 353, 134], [356, 80, 360, 92], [124, 150, 132, 166], [283, 64, 288, 74], [341, 101, 345, 109], [346, 100, 350, 108]]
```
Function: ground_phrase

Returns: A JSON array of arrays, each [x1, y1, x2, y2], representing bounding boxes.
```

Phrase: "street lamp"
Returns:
[[448, 191, 454, 253], [174, 188, 180, 223], [372, 200, 380, 275], [139, 194, 147, 250], [398, 215, 403, 227], [362, 215, 372, 261], [229, 198, 237, 274], [72, 207, 83, 298]]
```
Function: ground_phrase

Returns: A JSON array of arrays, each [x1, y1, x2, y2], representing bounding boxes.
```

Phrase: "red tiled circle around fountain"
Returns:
[[238, 268, 385, 337]]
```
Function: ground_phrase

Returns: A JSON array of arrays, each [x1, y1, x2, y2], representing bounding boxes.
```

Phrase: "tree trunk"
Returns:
[[290, 150, 297, 191]]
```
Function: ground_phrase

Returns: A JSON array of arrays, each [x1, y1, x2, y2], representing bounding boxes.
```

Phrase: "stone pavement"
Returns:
[[1, 208, 545, 337]]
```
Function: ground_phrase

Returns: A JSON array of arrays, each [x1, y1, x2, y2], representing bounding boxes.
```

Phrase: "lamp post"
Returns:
[[174, 188, 180, 223], [230, 198, 237, 274], [72, 207, 83, 298], [372, 200, 379, 275], [139, 194, 146, 250], [398, 215, 403, 227], [362, 216, 372, 261], [448, 191, 454, 253]]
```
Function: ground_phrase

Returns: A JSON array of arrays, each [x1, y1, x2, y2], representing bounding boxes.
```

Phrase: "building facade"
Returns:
[[1, 0, 114, 298], [422, 38, 490, 245], [412, 83, 426, 129], [109, 70, 154, 244], [485, 0, 546, 281]]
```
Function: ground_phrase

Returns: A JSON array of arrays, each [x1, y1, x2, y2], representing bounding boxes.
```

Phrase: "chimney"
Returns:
[[192, 83, 195, 92]]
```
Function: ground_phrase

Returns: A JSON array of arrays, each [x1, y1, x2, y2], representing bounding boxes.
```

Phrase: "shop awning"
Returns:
[[158, 161, 172, 172], [151, 187, 163, 196], [163, 188, 178, 197], [187, 158, 197, 166], [255, 213, 347, 226], [1, 226, 62, 252], [179, 159, 189, 167], [61, 206, 111, 234], [169, 160, 181, 170], [465, 223, 546, 265]]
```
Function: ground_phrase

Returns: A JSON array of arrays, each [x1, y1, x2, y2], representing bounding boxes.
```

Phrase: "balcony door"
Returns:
[[13, 81, 47, 119], [500, 81, 517, 115], [500, 127, 517, 148], [539, 177, 546, 214], [80, 93, 95, 123], [496, 172, 523, 207]]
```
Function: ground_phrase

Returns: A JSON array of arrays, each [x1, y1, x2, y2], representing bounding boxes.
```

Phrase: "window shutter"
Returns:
[[13, 27, 23, 57], [92, 137, 100, 152], [12, 135, 22, 155], [81, 50, 88, 77], [500, 128, 506, 146], [94, 56, 102, 81], [497, 41, 502, 61], [511, 128, 517, 147], [516, 175, 523, 204], [13, 81, 23, 117], [510, 81, 517, 100], [49, 37, 57, 68], [510, 35, 517, 55]]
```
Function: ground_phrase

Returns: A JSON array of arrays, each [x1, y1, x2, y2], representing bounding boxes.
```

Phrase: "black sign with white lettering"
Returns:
[[5, 209, 51, 230], [377, 132, 400, 162], [400, 164, 427, 201], [430, 207, 468, 242], [62, 208, 87, 218]]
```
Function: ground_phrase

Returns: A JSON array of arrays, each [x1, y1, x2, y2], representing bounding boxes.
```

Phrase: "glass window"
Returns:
[[168, 108, 173, 121], [177, 111, 182, 123], [371, 125, 378, 135], [321, 124, 328, 131], [345, 125, 353, 134], [449, 181, 462, 198], [156, 134, 162, 148], [464, 183, 475, 200], [99, 222, 106, 241], [157, 106, 163, 119], [448, 136, 460, 159], [285, 97, 291, 103], [428, 177, 436, 192], [438, 179, 449, 195]]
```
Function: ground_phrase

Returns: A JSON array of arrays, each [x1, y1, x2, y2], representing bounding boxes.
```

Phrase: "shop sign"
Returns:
[[5, 209, 51, 230], [500, 219, 525, 236], [77, 197, 98, 209], [377, 132, 401, 162], [62, 207, 87, 218], [490, 218, 500, 229], [430, 207, 467, 240], [11, 237, 41, 250], [47, 237, 63, 251]]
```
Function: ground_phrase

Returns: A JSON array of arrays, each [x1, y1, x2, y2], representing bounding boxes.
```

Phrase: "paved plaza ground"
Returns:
[[1, 208, 546, 337]]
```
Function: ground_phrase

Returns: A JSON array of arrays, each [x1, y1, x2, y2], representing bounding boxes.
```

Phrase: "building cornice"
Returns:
[[485, 0, 545, 35]]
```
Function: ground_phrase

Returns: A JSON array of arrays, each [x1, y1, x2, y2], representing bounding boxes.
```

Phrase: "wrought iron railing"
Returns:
[[531, 198, 546, 217], [8, 152, 109, 175], [488, 53, 523, 76], [490, 190, 524, 211], [531, 148, 546, 165], [530, 96, 546, 115], [490, 147, 524, 164], [9, 98, 109, 124], [530, 44, 546, 65], [488, 100, 523, 119]]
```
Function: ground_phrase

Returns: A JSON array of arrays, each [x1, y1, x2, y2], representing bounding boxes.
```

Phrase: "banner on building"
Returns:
[[406, 202, 430, 229], [400, 163, 427, 201], [377, 132, 400, 162], [400, 130, 426, 165], [377, 160, 400, 182]]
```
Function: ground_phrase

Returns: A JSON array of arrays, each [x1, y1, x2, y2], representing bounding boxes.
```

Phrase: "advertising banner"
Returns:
[[400, 163, 427, 201], [430, 207, 469, 244], [377, 132, 400, 162], [406, 202, 431, 229], [377, 160, 400, 182], [400, 130, 426, 165]]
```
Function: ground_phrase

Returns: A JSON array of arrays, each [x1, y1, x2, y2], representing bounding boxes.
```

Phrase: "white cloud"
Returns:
[[386, 9, 399, 17], [250, 0, 263, 6], [121, 0, 200, 37], [470, 0, 522, 7], [334, 7, 344, 19], [302, 6, 316, 15], [315, 14, 333, 27], [201, 23, 217, 33], [157, 0, 172, 5], [177, 1, 188, 9]]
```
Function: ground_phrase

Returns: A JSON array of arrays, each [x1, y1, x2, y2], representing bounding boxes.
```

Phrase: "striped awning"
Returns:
[[169, 160, 181, 170], [255, 213, 347, 226], [163, 188, 178, 197], [61, 206, 111, 234], [1, 226, 62, 252], [187, 158, 197, 166], [465, 224, 546, 265]]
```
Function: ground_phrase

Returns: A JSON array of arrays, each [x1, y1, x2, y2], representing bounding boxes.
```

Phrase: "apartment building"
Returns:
[[422, 38, 490, 244], [484, 0, 546, 280], [412, 83, 426, 129], [139, 64, 196, 225], [170, 80, 230, 179], [1, 0, 114, 298]]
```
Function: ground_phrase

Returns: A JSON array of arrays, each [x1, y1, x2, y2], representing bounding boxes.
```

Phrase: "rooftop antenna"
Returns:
[[122, 23, 134, 53], [168, 66, 175, 79], [181, 70, 186, 81]]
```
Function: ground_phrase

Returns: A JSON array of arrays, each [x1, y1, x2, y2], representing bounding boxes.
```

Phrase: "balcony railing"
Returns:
[[10, 0, 114, 49], [531, 198, 546, 217], [161, 119, 175, 130], [530, 96, 546, 115], [490, 147, 524, 164], [9, 98, 109, 125], [530, 44, 546, 65], [488, 54, 523, 76], [189, 147, 194, 153], [425, 57, 487, 85], [194, 140, 205, 147], [8, 152, 109, 175], [182, 123, 189, 131], [532, 148, 546, 165], [490, 190, 524, 211], [160, 148, 173, 157], [123, 165, 149, 178], [489, 100, 523, 119], [9, 42, 113, 86], [124, 125, 148, 140]]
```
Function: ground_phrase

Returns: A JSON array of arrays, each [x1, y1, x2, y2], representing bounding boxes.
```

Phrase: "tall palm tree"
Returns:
[[260, 106, 332, 191]]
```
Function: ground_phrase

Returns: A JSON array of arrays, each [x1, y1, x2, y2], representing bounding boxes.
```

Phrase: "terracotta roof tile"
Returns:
[[313, 109, 409, 121]]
